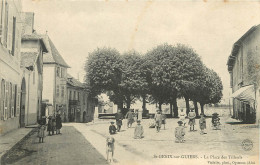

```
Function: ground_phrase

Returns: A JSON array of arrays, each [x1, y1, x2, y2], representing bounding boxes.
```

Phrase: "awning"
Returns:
[[231, 85, 255, 101]]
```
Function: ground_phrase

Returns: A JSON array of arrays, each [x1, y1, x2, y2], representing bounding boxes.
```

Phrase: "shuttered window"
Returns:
[[0, 79, 5, 120]]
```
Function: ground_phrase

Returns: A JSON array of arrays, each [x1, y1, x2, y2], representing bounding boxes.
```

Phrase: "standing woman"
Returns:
[[154, 109, 163, 132], [56, 114, 62, 134], [161, 111, 166, 130], [47, 116, 53, 136]]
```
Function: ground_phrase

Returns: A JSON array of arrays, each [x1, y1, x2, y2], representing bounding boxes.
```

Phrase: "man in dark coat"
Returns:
[[115, 109, 124, 132], [56, 114, 62, 134]]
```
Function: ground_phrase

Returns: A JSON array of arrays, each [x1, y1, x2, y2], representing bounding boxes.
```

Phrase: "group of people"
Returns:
[[109, 109, 144, 139], [38, 114, 63, 143], [175, 108, 221, 143]]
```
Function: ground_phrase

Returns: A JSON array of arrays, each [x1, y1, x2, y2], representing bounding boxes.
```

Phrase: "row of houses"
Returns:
[[227, 24, 260, 124], [0, 0, 95, 135]]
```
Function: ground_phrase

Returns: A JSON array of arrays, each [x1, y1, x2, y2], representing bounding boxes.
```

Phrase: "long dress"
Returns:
[[179, 112, 186, 124], [56, 116, 62, 130], [154, 113, 162, 128], [175, 126, 185, 142], [38, 125, 45, 138], [188, 111, 196, 126], [199, 117, 206, 130], [134, 124, 144, 139]]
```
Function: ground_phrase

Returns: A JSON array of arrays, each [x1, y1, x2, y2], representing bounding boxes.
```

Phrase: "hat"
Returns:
[[212, 113, 219, 116], [137, 120, 141, 123], [177, 121, 183, 124], [110, 121, 115, 124]]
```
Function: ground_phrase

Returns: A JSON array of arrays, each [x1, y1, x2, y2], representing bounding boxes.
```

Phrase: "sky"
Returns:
[[22, 0, 260, 100]]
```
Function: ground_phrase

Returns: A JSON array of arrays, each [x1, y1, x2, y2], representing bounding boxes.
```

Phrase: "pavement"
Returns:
[[0, 115, 259, 165], [0, 128, 33, 164]]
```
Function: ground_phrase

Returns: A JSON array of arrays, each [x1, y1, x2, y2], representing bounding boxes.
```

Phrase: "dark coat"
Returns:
[[56, 116, 62, 129], [47, 119, 53, 131], [115, 113, 123, 126], [109, 125, 117, 134]]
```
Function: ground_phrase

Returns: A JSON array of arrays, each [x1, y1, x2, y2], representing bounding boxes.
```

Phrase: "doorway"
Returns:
[[20, 78, 26, 127]]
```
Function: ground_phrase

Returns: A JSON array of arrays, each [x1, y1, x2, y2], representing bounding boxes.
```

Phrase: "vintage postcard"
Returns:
[[0, 0, 259, 165]]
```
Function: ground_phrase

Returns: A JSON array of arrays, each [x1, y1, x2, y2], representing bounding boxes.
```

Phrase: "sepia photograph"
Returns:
[[0, 0, 259, 165]]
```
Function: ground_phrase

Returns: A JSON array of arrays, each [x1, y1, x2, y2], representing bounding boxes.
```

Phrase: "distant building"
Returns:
[[227, 24, 260, 123], [0, 0, 23, 135], [67, 74, 96, 122], [42, 34, 70, 121], [20, 12, 47, 126]]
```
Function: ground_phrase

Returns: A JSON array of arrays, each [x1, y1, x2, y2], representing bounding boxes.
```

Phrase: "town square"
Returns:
[[0, 0, 259, 165]]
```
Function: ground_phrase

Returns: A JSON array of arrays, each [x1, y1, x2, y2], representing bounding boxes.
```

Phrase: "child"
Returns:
[[212, 113, 221, 130], [188, 109, 196, 131], [106, 135, 115, 162], [109, 121, 117, 134], [199, 113, 207, 135], [179, 109, 186, 126], [134, 120, 144, 139], [38, 120, 46, 143], [175, 121, 185, 143]]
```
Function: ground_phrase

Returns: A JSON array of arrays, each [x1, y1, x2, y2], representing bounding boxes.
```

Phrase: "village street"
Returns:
[[2, 111, 259, 165]]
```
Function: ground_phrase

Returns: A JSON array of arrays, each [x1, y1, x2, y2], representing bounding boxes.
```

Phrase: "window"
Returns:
[[61, 86, 64, 97], [61, 68, 63, 78], [9, 82, 11, 118], [4, 82, 8, 120], [56, 85, 59, 96], [57, 67, 60, 77], [78, 92, 80, 101], [69, 91, 72, 100], [74, 91, 76, 100], [11, 16, 15, 55], [14, 84, 17, 117]]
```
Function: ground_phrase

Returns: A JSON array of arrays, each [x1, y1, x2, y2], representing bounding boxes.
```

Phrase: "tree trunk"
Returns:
[[126, 95, 131, 109], [159, 102, 162, 111], [185, 96, 190, 115], [170, 102, 173, 117], [200, 102, 205, 115], [193, 100, 199, 117], [172, 98, 179, 118], [142, 95, 146, 112]]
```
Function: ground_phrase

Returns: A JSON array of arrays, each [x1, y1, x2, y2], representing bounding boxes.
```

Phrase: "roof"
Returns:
[[227, 24, 260, 72], [67, 74, 85, 88], [42, 35, 70, 68], [20, 52, 38, 68], [22, 33, 48, 53]]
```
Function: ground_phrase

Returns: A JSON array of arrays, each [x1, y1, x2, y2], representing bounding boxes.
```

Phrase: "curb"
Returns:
[[0, 128, 37, 165]]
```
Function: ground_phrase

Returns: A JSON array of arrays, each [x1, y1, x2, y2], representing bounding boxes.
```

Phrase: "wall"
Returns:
[[0, 0, 22, 135], [42, 64, 55, 106]]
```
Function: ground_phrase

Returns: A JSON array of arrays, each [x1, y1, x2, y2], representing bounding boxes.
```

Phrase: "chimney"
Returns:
[[22, 12, 34, 35]]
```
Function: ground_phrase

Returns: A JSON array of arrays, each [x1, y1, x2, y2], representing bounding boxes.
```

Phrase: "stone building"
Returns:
[[42, 34, 70, 121], [20, 12, 47, 126], [227, 24, 260, 123], [67, 74, 95, 123], [0, 0, 23, 135]]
